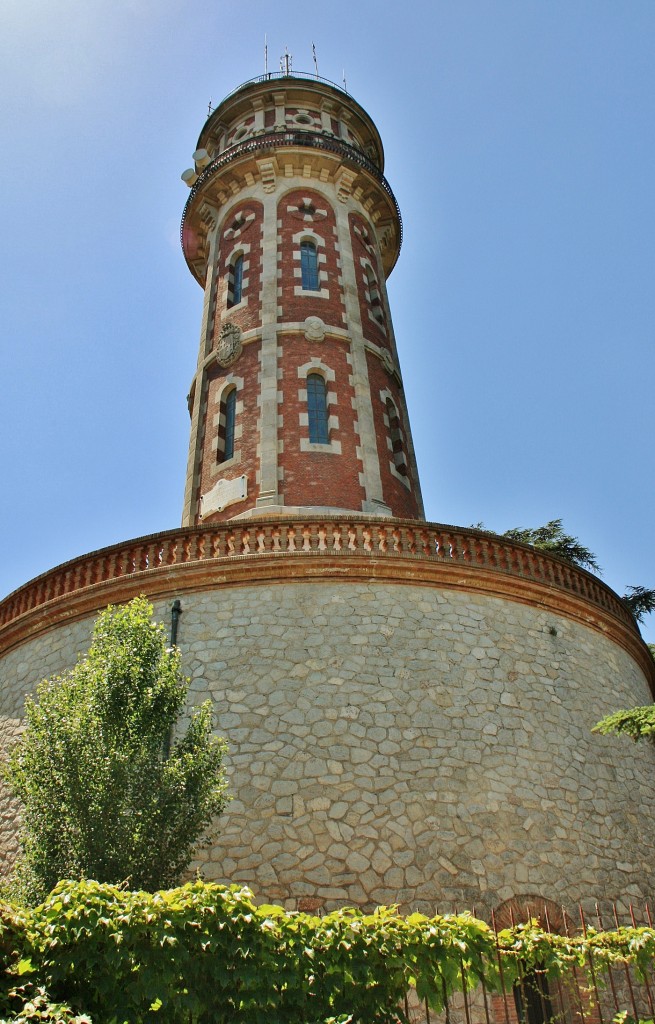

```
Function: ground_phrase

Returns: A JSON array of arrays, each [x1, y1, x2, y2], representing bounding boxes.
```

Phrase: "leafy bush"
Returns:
[[0, 984, 92, 1023], [0, 880, 652, 1023]]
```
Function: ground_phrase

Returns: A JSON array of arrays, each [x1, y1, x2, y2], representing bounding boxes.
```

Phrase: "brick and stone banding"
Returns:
[[180, 76, 424, 525]]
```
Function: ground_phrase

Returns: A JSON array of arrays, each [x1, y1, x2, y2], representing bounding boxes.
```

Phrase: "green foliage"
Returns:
[[0, 984, 92, 1023], [0, 880, 652, 1023], [614, 1014, 654, 1024], [5, 597, 228, 904], [593, 645, 655, 742], [473, 521, 655, 628], [0, 904, 29, 1019], [622, 587, 655, 625], [593, 705, 655, 742], [500, 519, 602, 573]]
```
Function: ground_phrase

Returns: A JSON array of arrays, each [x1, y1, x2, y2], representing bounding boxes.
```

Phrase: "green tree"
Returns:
[[6, 596, 228, 904], [473, 520, 655, 626], [499, 519, 602, 573], [622, 586, 655, 625], [593, 644, 655, 742]]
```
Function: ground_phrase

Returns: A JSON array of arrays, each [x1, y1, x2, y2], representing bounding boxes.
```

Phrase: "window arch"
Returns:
[[300, 240, 319, 291], [492, 899, 565, 1024], [307, 373, 329, 443], [219, 387, 237, 462], [227, 254, 244, 308]]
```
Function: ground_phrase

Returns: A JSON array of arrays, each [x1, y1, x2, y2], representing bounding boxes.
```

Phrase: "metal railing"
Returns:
[[403, 899, 655, 1024], [217, 70, 351, 105]]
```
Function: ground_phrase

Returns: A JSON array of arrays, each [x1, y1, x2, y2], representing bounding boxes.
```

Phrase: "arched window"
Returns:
[[300, 241, 319, 291], [307, 373, 329, 444], [228, 255, 243, 307], [386, 398, 407, 475], [219, 388, 237, 462]]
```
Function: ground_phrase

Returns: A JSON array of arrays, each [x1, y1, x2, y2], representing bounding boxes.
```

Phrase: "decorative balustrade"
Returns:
[[0, 517, 638, 635]]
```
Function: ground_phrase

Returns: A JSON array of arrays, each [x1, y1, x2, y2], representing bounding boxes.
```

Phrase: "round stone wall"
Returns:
[[1, 577, 654, 912]]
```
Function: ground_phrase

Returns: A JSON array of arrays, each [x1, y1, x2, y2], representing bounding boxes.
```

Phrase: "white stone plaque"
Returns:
[[200, 474, 247, 517]]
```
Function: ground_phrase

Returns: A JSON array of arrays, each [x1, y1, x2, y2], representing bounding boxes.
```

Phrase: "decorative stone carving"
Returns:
[[223, 208, 256, 242], [335, 167, 357, 203], [256, 157, 277, 193], [200, 474, 247, 517], [303, 316, 326, 342], [288, 198, 328, 224], [216, 322, 242, 367]]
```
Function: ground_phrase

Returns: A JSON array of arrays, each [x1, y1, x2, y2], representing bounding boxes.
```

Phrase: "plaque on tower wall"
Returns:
[[200, 474, 247, 517]]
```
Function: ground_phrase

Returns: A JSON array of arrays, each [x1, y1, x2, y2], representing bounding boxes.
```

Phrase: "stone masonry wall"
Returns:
[[1, 579, 654, 913]]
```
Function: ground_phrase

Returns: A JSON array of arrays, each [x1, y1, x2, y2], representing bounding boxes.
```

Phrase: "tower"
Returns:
[[1, 67, 655, 915], [179, 72, 423, 525]]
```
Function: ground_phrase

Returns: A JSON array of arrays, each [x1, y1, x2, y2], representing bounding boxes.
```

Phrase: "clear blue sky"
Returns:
[[1, 1, 653, 641]]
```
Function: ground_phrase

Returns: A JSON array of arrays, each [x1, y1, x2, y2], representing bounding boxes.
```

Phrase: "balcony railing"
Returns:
[[0, 517, 639, 637], [217, 70, 352, 104]]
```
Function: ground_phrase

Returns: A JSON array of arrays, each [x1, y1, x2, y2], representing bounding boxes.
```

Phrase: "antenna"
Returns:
[[264, 34, 268, 75], [312, 42, 319, 79], [207, 98, 213, 117], [342, 69, 347, 92], [280, 47, 292, 75]]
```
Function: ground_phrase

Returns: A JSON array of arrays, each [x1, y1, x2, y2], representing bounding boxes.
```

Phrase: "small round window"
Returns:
[[233, 126, 249, 141], [294, 113, 313, 125]]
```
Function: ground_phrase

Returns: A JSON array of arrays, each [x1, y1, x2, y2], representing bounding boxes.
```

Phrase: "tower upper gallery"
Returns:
[[179, 73, 424, 526]]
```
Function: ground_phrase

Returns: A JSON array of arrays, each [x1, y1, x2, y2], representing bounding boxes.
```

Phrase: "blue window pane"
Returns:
[[300, 241, 319, 291], [307, 374, 329, 444], [231, 255, 243, 306], [223, 389, 236, 461]]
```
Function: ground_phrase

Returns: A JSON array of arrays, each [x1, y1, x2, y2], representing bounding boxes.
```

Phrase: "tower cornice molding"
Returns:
[[199, 73, 385, 165], [181, 131, 402, 285]]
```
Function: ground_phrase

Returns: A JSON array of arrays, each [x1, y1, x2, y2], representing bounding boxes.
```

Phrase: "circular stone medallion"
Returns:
[[304, 316, 326, 342]]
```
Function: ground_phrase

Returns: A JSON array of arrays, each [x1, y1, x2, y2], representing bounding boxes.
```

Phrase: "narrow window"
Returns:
[[300, 241, 319, 291], [220, 388, 237, 462], [307, 373, 329, 444], [513, 966, 552, 1024], [386, 398, 407, 475], [366, 267, 383, 322], [228, 255, 243, 307]]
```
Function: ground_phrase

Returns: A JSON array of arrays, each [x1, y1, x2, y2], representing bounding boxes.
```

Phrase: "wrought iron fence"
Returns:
[[402, 900, 655, 1024]]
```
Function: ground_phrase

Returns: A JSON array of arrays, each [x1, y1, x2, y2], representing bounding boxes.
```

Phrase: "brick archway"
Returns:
[[493, 894, 567, 934]]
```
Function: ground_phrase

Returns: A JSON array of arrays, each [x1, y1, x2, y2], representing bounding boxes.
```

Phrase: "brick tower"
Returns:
[[180, 70, 424, 525], [2, 67, 655, 917]]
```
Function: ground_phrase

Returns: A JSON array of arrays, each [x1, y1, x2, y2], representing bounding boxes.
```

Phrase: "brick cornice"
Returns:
[[1, 517, 653, 695]]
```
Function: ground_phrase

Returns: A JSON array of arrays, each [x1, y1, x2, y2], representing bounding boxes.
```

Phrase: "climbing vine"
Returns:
[[0, 881, 653, 1022]]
